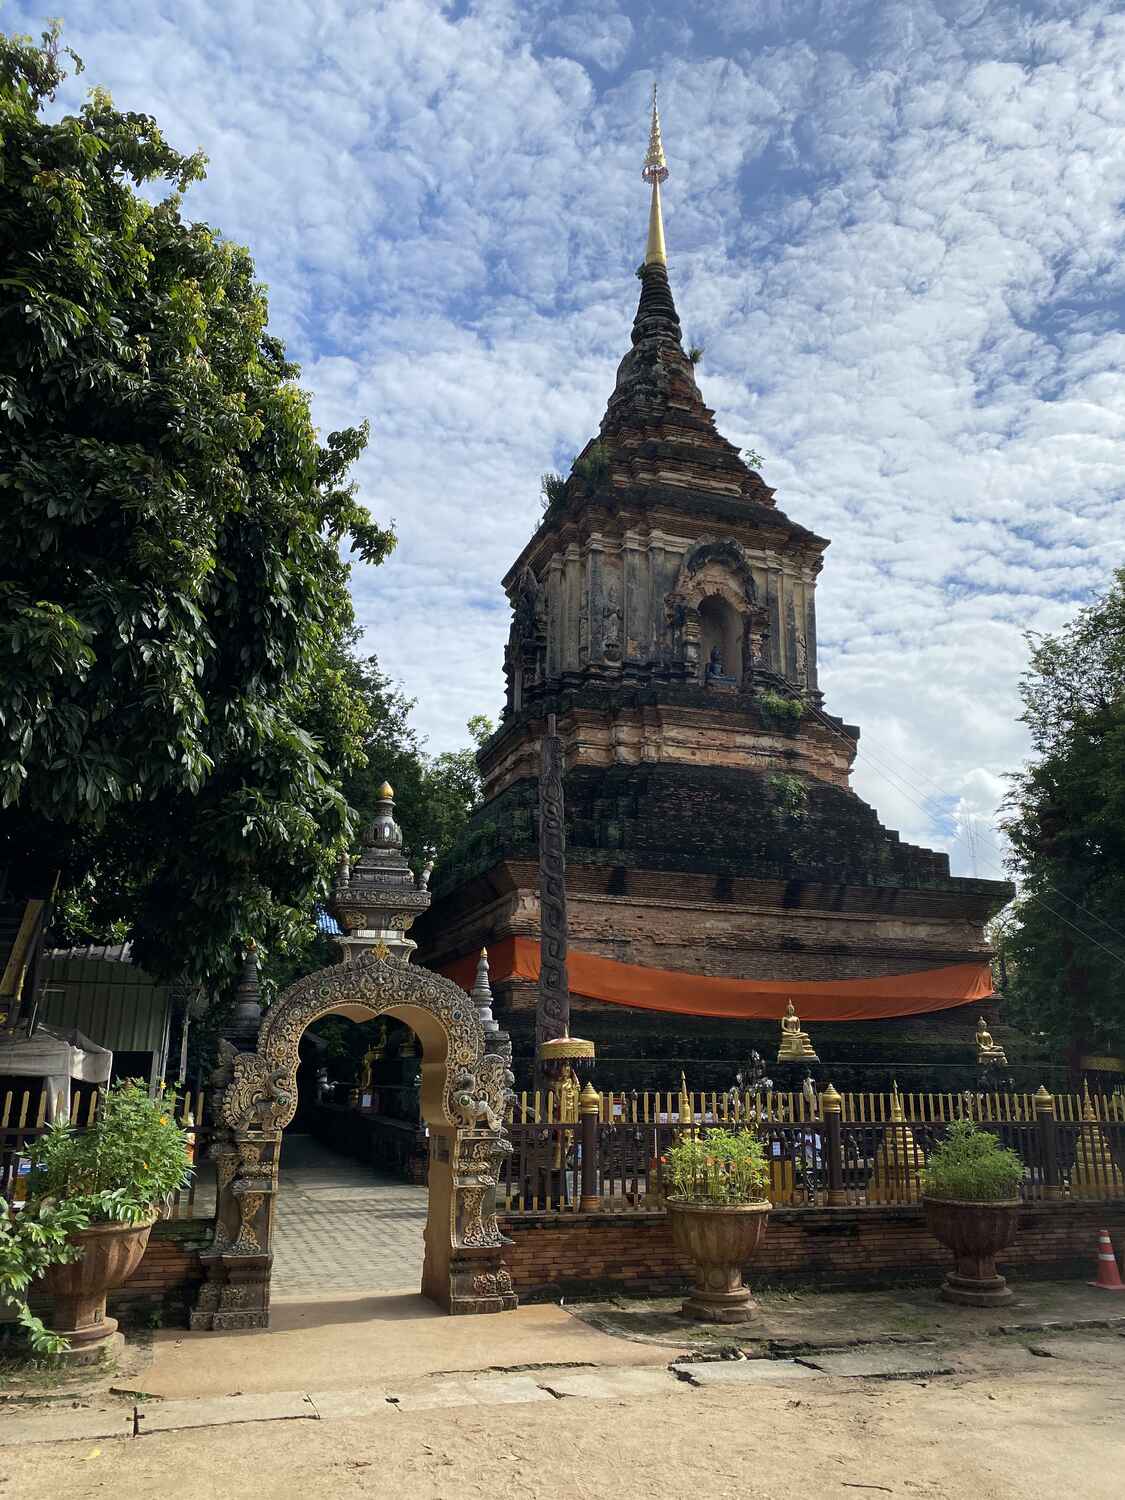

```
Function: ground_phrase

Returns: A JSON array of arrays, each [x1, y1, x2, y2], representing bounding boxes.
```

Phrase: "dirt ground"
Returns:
[[3, 1357, 1124, 1500], [4, 1286, 1125, 1500]]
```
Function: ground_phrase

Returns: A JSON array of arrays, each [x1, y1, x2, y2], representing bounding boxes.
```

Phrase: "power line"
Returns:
[[848, 717, 1125, 952], [804, 699, 1125, 972]]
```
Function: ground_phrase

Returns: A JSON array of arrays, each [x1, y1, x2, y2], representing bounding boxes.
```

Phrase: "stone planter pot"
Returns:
[[922, 1196, 1021, 1306], [40, 1213, 157, 1360], [667, 1199, 770, 1323]]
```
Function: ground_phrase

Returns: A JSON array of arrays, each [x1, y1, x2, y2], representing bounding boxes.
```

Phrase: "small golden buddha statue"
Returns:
[[777, 999, 819, 1064], [358, 1045, 377, 1093], [975, 1016, 1007, 1065], [556, 1063, 580, 1124]]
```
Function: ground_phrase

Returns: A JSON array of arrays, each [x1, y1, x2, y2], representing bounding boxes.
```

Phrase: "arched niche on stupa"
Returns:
[[671, 539, 768, 685]]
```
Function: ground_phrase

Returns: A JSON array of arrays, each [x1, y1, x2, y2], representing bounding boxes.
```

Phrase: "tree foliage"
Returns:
[[1000, 569, 1125, 1055], [262, 664, 491, 1003], [0, 26, 393, 991]]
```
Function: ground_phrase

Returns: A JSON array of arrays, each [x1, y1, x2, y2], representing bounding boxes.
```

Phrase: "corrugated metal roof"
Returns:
[[41, 951, 170, 1055], [46, 943, 134, 963]]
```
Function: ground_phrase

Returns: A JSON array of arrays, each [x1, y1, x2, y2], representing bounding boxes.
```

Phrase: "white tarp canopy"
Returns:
[[0, 1024, 112, 1121]]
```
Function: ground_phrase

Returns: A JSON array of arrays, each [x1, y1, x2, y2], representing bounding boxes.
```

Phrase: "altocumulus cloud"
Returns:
[[14, 0, 1125, 877]]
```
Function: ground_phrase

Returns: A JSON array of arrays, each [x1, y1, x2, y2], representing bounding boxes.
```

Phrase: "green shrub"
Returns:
[[769, 772, 808, 818], [572, 441, 610, 489], [540, 471, 567, 510], [29, 1080, 192, 1225], [0, 1196, 89, 1354], [662, 1128, 770, 1205], [0, 1081, 193, 1353], [922, 1121, 1023, 1202], [758, 690, 803, 726]]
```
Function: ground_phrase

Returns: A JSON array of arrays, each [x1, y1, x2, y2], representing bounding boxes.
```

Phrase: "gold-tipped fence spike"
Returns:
[[1072, 1100, 1124, 1198], [867, 1093, 925, 1205]]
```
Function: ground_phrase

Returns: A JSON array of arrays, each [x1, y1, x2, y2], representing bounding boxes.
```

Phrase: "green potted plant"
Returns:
[[922, 1120, 1024, 1306], [1, 1197, 90, 1354], [662, 1127, 771, 1323], [6, 1081, 191, 1359]]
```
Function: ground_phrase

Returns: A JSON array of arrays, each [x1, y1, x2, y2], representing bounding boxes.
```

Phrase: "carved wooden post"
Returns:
[[1035, 1084, 1062, 1201], [579, 1082, 601, 1212], [536, 712, 570, 1061], [821, 1083, 847, 1207]]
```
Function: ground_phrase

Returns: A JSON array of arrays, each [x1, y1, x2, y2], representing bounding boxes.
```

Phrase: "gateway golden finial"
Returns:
[[642, 83, 669, 267]]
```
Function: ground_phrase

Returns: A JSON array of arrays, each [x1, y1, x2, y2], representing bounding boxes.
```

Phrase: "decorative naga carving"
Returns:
[[215, 1045, 295, 1133], [451, 1049, 515, 1133]]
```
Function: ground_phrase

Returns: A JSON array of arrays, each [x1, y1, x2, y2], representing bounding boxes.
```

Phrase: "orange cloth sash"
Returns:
[[438, 936, 993, 1022]]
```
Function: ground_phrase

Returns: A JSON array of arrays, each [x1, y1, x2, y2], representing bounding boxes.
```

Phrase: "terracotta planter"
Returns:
[[923, 1196, 1021, 1306], [40, 1213, 157, 1358], [667, 1199, 770, 1323]]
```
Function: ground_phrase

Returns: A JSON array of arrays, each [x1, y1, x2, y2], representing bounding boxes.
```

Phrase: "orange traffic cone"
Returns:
[[1088, 1229, 1125, 1291]]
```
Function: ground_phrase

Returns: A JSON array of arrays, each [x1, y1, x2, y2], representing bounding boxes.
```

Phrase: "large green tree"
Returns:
[[0, 27, 393, 990], [1000, 569, 1125, 1060], [264, 649, 491, 1001]]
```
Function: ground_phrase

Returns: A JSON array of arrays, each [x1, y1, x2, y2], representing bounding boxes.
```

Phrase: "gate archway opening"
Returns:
[[190, 949, 517, 1331], [273, 1011, 426, 1299]]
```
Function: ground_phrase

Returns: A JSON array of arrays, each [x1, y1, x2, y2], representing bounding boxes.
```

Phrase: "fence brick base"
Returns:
[[109, 1218, 210, 1326], [500, 1201, 1125, 1302], [88, 1202, 1125, 1327]]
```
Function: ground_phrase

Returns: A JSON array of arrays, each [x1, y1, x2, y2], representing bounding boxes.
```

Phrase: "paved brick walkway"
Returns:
[[270, 1134, 427, 1298]]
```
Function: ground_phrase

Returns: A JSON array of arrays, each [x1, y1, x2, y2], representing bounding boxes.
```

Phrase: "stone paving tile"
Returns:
[[1025, 1336, 1125, 1363], [270, 1134, 427, 1297], [389, 1374, 552, 1411], [306, 1389, 397, 1421], [540, 1367, 679, 1399], [0, 1408, 135, 1446], [136, 1392, 316, 1434], [680, 1359, 819, 1386], [800, 1348, 954, 1378]]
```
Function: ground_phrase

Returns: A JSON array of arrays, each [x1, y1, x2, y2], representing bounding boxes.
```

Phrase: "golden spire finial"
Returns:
[[641, 83, 668, 267]]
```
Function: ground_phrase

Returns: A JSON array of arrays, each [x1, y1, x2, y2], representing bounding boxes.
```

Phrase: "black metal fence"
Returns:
[[0, 1084, 214, 1219], [498, 1087, 1125, 1213]]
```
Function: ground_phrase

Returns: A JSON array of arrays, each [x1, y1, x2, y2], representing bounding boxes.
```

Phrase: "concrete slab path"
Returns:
[[271, 1133, 427, 1297], [141, 1293, 670, 1398]]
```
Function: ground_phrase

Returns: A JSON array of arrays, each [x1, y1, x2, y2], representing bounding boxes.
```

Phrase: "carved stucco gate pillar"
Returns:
[[190, 947, 518, 1330]]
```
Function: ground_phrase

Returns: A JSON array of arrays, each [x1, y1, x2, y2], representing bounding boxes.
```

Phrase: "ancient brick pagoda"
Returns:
[[417, 95, 1013, 1090]]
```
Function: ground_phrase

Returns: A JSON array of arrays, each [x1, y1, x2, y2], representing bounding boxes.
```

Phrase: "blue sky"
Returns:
[[12, 0, 1125, 879]]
